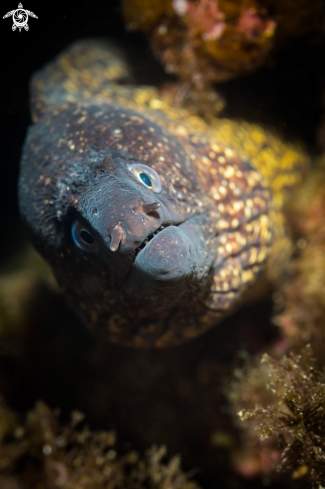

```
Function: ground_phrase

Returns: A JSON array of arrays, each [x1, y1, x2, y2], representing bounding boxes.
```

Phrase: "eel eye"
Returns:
[[71, 220, 99, 253], [128, 163, 162, 193]]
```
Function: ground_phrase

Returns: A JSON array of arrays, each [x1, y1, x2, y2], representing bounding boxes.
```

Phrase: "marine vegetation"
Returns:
[[0, 394, 199, 489], [235, 347, 325, 488]]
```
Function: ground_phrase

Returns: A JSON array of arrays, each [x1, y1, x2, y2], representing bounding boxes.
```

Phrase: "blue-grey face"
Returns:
[[19, 100, 216, 347], [69, 154, 207, 287]]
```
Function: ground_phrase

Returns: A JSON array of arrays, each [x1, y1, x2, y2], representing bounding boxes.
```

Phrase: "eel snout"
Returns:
[[103, 197, 163, 255]]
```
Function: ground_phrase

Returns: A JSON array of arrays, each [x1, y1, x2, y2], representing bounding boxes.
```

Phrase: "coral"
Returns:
[[236, 347, 325, 488], [122, 0, 325, 116], [0, 394, 199, 489]]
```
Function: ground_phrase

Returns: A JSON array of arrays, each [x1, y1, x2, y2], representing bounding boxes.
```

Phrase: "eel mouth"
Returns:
[[130, 223, 172, 262]]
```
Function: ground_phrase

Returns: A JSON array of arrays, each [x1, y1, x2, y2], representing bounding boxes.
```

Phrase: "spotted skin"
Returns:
[[19, 40, 309, 347]]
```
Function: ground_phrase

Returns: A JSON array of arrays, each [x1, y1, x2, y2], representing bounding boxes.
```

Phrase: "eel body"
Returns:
[[19, 40, 309, 347]]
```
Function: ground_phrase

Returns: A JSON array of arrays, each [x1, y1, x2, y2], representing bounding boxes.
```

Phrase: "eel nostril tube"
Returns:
[[109, 224, 125, 252], [143, 202, 161, 214]]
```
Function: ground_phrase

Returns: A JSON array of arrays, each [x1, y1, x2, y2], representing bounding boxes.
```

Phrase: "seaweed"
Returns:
[[235, 346, 325, 487], [0, 395, 200, 489]]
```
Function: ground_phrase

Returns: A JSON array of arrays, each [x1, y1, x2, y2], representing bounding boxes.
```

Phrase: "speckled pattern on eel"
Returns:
[[18, 39, 309, 347]]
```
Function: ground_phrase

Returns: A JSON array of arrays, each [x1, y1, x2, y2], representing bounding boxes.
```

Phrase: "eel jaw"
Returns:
[[130, 223, 172, 262], [129, 222, 194, 283]]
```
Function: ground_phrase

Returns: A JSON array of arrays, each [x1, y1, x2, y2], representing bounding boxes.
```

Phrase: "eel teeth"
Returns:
[[132, 222, 171, 259]]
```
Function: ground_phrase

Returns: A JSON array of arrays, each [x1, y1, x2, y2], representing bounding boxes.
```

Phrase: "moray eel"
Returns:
[[19, 39, 309, 347]]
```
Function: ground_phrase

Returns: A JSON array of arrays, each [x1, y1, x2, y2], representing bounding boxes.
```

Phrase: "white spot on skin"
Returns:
[[222, 282, 229, 291], [220, 235, 227, 244], [226, 243, 233, 253], [233, 201, 243, 211], [244, 207, 252, 218], [225, 148, 234, 157], [249, 248, 258, 265], [211, 144, 220, 152], [219, 220, 229, 230], [224, 166, 235, 178], [231, 219, 239, 228]]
